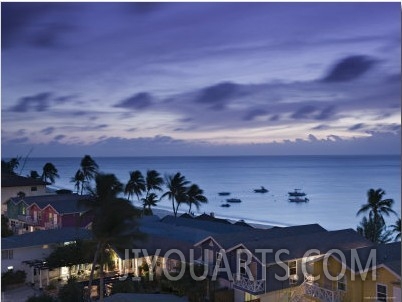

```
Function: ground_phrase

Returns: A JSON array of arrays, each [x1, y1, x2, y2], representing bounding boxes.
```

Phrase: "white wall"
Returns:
[[1, 244, 54, 273]]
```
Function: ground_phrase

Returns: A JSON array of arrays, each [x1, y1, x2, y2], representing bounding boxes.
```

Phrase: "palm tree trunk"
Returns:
[[87, 241, 101, 301], [174, 202, 181, 218], [99, 246, 104, 302]]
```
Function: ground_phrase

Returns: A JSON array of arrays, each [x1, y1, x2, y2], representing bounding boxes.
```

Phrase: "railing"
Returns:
[[44, 222, 61, 229], [304, 282, 342, 302], [233, 274, 265, 295], [289, 280, 342, 302], [17, 215, 40, 225]]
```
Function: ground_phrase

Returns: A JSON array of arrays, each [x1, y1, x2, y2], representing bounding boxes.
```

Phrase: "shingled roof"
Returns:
[[2, 173, 47, 187], [8, 194, 90, 214], [1, 227, 92, 249]]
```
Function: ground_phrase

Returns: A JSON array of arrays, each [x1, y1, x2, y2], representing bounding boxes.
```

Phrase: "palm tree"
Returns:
[[124, 170, 146, 204], [80, 155, 99, 182], [41, 162, 59, 184], [145, 170, 164, 198], [71, 169, 85, 194], [357, 216, 393, 243], [80, 173, 144, 302], [1, 157, 21, 175], [162, 172, 189, 217], [142, 192, 159, 215], [356, 188, 397, 237], [186, 184, 208, 214], [390, 218, 401, 241]]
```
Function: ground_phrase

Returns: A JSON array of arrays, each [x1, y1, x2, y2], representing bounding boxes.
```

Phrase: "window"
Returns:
[[288, 260, 297, 276], [31, 186, 37, 192], [337, 276, 347, 291], [2, 250, 13, 260], [377, 284, 387, 301]]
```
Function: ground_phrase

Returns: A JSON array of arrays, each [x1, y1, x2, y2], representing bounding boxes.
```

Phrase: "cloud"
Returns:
[[311, 124, 330, 130], [114, 92, 153, 110], [53, 135, 66, 141], [348, 123, 366, 131], [291, 105, 317, 119], [9, 92, 52, 112], [194, 82, 244, 110], [40, 127, 55, 135], [243, 108, 268, 121], [321, 55, 377, 82]]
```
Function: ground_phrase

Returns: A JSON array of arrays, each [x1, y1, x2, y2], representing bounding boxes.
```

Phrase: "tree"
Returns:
[[356, 188, 397, 238], [141, 193, 159, 216], [124, 170, 145, 203], [145, 170, 164, 198], [357, 215, 393, 244], [1, 157, 21, 175], [41, 162, 59, 184], [80, 173, 144, 302], [162, 172, 189, 217], [186, 184, 208, 214], [80, 155, 99, 183], [390, 218, 401, 241], [1, 215, 13, 237], [71, 169, 85, 195]]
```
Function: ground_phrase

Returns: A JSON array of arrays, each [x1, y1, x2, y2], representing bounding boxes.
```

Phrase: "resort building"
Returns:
[[1, 213, 400, 302], [1, 228, 92, 288], [1, 173, 48, 214], [4, 193, 92, 234]]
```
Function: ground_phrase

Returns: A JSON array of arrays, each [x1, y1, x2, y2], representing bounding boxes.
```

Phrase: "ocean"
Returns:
[[15, 155, 401, 231]]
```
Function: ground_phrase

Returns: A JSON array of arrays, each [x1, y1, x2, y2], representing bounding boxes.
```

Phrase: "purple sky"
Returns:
[[1, 2, 400, 157]]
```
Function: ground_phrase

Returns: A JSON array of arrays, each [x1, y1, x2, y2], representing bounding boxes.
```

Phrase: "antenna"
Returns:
[[19, 147, 34, 176]]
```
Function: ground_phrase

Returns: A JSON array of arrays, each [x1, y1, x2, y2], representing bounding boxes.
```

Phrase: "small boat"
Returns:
[[288, 189, 306, 197], [218, 192, 231, 196], [254, 186, 268, 193], [289, 197, 309, 203], [226, 198, 242, 203], [221, 203, 231, 207]]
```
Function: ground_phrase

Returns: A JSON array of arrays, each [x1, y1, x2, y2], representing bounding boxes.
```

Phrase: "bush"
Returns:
[[58, 277, 84, 302], [26, 294, 55, 302], [2, 270, 27, 287]]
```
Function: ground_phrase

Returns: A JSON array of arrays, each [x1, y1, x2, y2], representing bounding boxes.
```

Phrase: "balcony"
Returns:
[[233, 274, 265, 295], [17, 215, 40, 225], [290, 281, 342, 302]]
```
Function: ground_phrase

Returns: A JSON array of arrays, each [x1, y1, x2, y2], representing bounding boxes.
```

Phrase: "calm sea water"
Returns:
[[16, 155, 401, 231]]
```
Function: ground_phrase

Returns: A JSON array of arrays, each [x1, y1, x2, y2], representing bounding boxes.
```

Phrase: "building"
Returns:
[[1, 228, 92, 288], [4, 193, 93, 233], [1, 173, 48, 214]]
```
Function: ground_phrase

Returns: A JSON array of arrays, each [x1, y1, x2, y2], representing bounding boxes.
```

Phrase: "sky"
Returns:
[[1, 2, 401, 157]]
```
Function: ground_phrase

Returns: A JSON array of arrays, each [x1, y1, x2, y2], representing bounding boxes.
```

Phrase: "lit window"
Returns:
[[288, 260, 297, 276]]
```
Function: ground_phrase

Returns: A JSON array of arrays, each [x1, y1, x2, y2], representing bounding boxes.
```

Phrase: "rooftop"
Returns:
[[1, 227, 92, 249], [2, 173, 47, 188]]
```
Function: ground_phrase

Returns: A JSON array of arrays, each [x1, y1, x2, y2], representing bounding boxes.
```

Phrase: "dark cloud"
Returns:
[[269, 115, 280, 122], [291, 105, 317, 119], [114, 92, 153, 110], [243, 108, 268, 121], [93, 124, 108, 129], [1, 2, 76, 49], [9, 92, 52, 112], [322, 55, 377, 82], [30, 23, 76, 49], [40, 127, 55, 135], [348, 123, 365, 131], [316, 106, 336, 120], [311, 124, 330, 130], [53, 135, 66, 141], [195, 82, 243, 110]]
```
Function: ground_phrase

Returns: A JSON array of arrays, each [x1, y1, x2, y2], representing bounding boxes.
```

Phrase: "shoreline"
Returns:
[[151, 206, 287, 230]]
